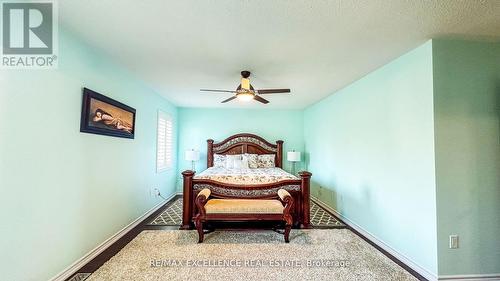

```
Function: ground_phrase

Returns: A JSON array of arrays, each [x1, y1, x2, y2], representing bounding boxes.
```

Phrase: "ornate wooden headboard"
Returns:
[[207, 133, 283, 168]]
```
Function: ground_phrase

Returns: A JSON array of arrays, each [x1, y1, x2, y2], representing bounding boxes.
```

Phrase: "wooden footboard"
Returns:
[[180, 170, 312, 230]]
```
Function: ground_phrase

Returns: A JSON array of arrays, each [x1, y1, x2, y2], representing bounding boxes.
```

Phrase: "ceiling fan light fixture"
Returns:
[[236, 90, 254, 102]]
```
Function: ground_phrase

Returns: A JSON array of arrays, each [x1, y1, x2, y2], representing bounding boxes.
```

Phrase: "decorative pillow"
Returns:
[[233, 158, 249, 169], [225, 154, 242, 169], [243, 153, 258, 168], [257, 154, 275, 168], [241, 157, 249, 169], [213, 154, 226, 168]]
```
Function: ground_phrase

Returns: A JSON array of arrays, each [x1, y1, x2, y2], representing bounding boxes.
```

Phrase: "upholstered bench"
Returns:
[[194, 188, 294, 243]]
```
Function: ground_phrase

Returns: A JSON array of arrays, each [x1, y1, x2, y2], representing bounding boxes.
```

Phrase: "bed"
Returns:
[[180, 133, 311, 229]]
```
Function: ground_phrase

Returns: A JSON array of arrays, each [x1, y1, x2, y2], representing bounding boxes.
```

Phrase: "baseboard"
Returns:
[[311, 196, 439, 281], [50, 193, 177, 281], [439, 274, 500, 280]]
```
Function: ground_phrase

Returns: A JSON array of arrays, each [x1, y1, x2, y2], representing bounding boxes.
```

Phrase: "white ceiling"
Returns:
[[59, 0, 500, 109]]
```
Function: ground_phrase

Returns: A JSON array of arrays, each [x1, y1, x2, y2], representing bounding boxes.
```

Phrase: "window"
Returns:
[[157, 111, 173, 172]]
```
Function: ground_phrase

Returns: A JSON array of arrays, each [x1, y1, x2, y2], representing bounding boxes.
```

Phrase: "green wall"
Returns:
[[433, 39, 500, 276], [0, 29, 178, 281], [177, 108, 304, 176], [303, 42, 438, 276]]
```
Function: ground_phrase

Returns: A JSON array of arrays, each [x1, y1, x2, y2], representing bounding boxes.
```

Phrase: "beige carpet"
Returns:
[[88, 229, 418, 281]]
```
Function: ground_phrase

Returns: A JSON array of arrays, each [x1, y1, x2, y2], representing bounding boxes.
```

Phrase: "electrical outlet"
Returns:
[[449, 235, 459, 249], [149, 187, 160, 197]]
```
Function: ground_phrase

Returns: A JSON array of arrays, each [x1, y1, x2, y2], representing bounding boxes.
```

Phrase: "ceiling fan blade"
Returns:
[[256, 89, 291, 94], [221, 96, 237, 103], [200, 89, 237, 93], [253, 95, 269, 104]]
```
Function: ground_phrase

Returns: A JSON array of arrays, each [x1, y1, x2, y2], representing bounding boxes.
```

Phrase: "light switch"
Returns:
[[449, 235, 459, 249]]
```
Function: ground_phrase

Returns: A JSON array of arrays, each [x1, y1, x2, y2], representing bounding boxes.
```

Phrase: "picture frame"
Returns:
[[80, 88, 136, 139]]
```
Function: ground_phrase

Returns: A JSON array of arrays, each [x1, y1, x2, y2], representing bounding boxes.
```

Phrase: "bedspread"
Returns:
[[194, 167, 298, 185]]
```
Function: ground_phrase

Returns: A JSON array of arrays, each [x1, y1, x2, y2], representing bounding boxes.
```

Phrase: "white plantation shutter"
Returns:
[[157, 111, 173, 172]]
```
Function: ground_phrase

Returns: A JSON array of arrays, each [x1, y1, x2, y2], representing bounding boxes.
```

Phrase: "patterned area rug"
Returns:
[[148, 198, 345, 228], [149, 197, 183, 225], [86, 230, 417, 281]]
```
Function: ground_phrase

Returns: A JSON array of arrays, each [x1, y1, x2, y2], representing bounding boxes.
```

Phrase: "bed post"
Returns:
[[299, 171, 312, 228], [276, 140, 284, 168], [180, 170, 195, 230], [207, 139, 214, 168]]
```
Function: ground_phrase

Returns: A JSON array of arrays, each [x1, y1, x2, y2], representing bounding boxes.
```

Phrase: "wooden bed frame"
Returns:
[[180, 133, 311, 230]]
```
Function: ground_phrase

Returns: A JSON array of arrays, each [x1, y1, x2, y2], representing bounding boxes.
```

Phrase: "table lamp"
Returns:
[[185, 149, 200, 172], [287, 150, 301, 175]]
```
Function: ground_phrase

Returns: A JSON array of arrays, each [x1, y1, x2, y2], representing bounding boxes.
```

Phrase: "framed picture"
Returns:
[[80, 88, 136, 139]]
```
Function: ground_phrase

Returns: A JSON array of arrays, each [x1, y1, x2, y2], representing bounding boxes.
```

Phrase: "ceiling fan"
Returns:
[[200, 71, 290, 104]]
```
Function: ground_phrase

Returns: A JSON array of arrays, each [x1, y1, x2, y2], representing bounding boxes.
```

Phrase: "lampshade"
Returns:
[[287, 151, 301, 162], [185, 150, 200, 161]]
